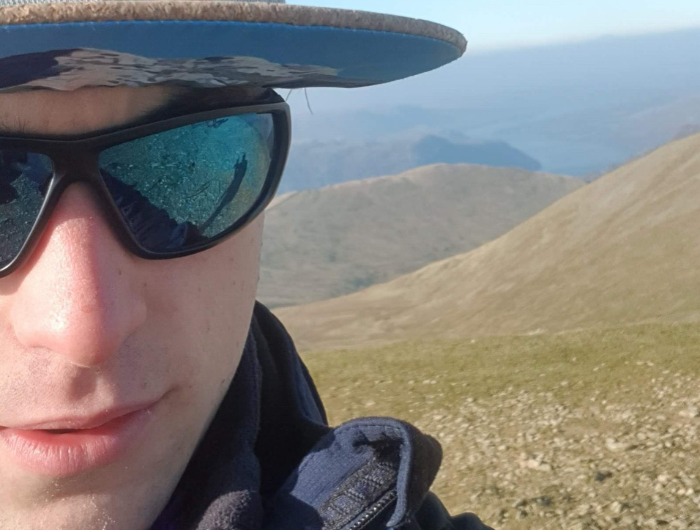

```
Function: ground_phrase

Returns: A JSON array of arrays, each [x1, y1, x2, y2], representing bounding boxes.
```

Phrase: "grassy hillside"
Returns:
[[277, 133, 700, 351], [304, 324, 700, 528], [260, 164, 582, 308]]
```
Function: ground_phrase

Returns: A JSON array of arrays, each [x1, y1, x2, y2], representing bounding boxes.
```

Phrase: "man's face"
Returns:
[[0, 85, 263, 528]]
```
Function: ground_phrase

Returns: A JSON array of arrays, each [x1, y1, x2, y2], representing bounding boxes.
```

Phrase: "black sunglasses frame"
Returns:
[[0, 96, 291, 278]]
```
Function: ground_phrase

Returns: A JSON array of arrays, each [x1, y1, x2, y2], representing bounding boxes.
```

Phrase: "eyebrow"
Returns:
[[120, 86, 273, 127], [113, 89, 197, 129], [0, 86, 271, 137], [0, 94, 181, 137], [0, 114, 30, 136]]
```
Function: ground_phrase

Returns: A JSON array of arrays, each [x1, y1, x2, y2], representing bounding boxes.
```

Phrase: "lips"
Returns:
[[0, 400, 159, 477], [4, 401, 155, 431]]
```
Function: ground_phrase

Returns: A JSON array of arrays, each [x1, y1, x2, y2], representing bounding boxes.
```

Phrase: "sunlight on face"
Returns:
[[0, 86, 264, 529]]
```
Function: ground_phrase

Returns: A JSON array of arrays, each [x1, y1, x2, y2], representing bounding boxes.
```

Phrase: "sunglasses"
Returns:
[[0, 93, 291, 277]]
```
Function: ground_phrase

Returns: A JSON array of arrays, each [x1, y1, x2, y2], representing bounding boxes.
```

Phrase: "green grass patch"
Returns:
[[304, 323, 700, 527], [304, 322, 700, 429]]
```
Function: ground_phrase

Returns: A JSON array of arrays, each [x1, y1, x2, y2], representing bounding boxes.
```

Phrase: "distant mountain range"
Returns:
[[279, 134, 542, 192], [275, 133, 700, 351], [289, 28, 700, 180], [259, 164, 582, 308]]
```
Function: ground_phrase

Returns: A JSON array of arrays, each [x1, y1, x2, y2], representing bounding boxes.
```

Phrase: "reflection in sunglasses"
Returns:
[[103, 171, 207, 251], [200, 153, 248, 235]]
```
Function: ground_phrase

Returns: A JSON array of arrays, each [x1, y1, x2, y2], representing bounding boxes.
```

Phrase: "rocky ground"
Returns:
[[416, 368, 700, 529], [304, 324, 700, 530]]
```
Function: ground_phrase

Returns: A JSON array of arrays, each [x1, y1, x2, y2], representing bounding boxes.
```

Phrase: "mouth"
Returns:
[[3, 400, 159, 432], [0, 399, 161, 477], [43, 429, 78, 435]]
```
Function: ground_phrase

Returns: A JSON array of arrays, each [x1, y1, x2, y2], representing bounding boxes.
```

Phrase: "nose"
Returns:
[[10, 183, 147, 368]]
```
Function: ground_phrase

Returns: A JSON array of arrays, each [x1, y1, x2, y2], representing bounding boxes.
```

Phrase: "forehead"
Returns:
[[0, 85, 265, 137]]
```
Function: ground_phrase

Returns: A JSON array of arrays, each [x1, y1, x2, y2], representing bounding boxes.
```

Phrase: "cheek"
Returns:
[[131, 218, 263, 486], [144, 217, 263, 386]]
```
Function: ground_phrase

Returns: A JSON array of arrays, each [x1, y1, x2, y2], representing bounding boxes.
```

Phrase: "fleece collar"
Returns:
[[150, 302, 443, 530]]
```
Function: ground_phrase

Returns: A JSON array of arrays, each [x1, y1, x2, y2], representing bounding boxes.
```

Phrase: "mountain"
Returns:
[[278, 134, 541, 192], [259, 164, 582, 308], [290, 28, 700, 178], [274, 133, 700, 351]]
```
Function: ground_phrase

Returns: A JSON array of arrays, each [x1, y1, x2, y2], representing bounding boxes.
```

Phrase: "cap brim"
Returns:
[[0, 1, 467, 93]]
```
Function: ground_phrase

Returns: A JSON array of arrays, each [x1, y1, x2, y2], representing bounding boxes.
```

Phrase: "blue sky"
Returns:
[[293, 0, 700, 51]]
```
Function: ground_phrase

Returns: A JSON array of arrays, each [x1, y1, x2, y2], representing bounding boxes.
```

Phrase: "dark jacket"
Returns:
[[150, 302, 493, 530]]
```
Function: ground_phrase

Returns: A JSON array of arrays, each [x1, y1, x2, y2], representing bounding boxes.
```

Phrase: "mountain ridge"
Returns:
[[291, 28, 700, 177], [279, 134, 542, 192], [274, 133, 700, 351], [260, 162, 582, 308]]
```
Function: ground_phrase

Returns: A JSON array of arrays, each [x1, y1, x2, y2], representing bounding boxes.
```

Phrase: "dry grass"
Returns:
[[260, 164, 580, 308], [304, 323, 700, 529], [275, 132, 700, 528], [278, 133, 700, 352]]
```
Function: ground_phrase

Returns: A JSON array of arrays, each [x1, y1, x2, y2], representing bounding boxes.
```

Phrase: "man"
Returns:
[[0, 0, 492, 528]]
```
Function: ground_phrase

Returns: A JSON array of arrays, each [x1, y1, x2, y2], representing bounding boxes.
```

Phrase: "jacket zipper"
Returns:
[[346, 490, 398, 530]]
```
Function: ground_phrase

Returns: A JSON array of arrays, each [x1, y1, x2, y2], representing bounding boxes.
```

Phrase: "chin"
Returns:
[[0, 392, 199, 530]]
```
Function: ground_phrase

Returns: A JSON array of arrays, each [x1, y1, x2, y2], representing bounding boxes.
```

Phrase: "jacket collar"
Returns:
[[151, 302, 442, 530]]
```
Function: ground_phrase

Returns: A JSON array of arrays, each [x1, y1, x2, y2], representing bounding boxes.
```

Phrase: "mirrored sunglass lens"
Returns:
[[98, 113, 275, 253], [0, 150, 53, 269]]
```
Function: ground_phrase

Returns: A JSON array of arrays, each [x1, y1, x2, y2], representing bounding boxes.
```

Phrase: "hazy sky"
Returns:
[[294, 0, 700, 51]]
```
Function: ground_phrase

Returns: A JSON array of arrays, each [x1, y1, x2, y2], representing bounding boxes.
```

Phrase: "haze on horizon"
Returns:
[[294, 0, 700, 51], [283, 3, 700, 183]]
